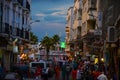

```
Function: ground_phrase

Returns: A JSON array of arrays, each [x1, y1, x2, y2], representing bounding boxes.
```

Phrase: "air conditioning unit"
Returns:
[[107, 26, 116, 42]]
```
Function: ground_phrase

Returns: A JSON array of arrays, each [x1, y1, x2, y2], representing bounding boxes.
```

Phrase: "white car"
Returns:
[[29, 60, 47, 74]]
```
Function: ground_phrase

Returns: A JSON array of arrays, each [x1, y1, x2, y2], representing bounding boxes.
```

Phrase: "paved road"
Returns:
[[25, 71, 72, 80]]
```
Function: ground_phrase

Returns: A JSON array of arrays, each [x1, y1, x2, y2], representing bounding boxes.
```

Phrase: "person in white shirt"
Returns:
[[97, 71, 108, 80], [76, 66, 81, 80]]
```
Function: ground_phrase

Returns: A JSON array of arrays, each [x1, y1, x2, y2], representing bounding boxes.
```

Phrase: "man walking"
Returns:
[[97, 71, 108, 80]]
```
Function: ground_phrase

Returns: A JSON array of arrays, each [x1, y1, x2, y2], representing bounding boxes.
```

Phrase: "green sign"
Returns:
[[60, 42, 66, 48]]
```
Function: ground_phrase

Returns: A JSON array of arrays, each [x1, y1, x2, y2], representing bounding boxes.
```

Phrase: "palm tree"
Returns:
[[52, 34, 60, 50], [30, 32, 38, 44], [40, 34, 60, 60], [40, 36, 52, 60]]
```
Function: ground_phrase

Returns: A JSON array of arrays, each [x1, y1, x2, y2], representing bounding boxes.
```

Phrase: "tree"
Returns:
[[30, 32, 38, 44], [52, 34, 60, 44], [40, 36, 52, 60], [52, 34, 60, 50], [40, 34, 60, 60]]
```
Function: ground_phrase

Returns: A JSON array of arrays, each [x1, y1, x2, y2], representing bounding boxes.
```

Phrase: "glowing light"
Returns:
[[101, 58, 104, 62]]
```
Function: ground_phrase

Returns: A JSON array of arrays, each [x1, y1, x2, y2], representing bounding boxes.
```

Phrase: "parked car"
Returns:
[[29, 60, 47, 74], [29, 60, 55, 78]]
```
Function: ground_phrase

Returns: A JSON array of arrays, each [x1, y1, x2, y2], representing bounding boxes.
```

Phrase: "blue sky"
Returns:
[[31, 0, 74, 41]]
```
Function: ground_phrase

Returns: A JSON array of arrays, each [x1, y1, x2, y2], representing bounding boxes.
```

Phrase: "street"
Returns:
[[25, 71, 72, 80]]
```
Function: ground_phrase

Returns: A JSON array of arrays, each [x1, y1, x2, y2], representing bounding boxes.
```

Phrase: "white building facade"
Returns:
[[0, 0, 31, 71]]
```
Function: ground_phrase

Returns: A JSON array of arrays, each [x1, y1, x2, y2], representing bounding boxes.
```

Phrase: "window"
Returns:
[[0, 3, 3, 32], [12, 9, 16, 35], [91, 0, 96, 9], [5, 6, 9, 23]]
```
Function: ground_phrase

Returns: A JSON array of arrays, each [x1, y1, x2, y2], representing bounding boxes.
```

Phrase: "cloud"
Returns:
[[51, 11, 66, 16], [49, 5, 73, 11], [35, 13, 46, 17], [45, 22, 64, 27]]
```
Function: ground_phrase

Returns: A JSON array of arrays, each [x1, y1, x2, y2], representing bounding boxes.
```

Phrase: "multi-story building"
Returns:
[[65, 0, 83, 60], [100, 0, 120, 79], [81, 0, 97, 59], [66, 0, 120, 79], [0, 0, 31, 71], [65, 7, 74, 57], [73, 0, 83, 57]]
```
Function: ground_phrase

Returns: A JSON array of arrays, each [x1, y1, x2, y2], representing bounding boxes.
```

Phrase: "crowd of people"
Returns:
[[0, 58, 109, 80], [53, 59, 108, 80]]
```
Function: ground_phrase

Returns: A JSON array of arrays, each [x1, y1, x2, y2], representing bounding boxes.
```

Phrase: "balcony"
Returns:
[[6, 0, 12, 1], [16, 27, 20, 36], [12, 0, 19, 5], [5, 23, 10, 34], [88, 0, 97, 10], [0, 23, 9, 37], [87, 15, 96, 22], [23, 1, 30, 11], [0, 22, 2, 33], [20, 27, 24, 38], [65, 26, 70, 33], [25, 30, 29, 40], [74, 20, 82, 28]]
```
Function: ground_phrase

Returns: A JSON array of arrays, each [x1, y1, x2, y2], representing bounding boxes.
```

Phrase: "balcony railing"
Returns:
[[25, 30, 29, 39], [88, 0, 97, 10], [74, 20, 82, 28], [23, 1, 30, 11], [5, 23, 10, 34], [87, 11, 97, 21], [0, 22, 2, 33], [0, 22, 30, 40], [12, 0, 19, 5], [20, 27, 24, 38]]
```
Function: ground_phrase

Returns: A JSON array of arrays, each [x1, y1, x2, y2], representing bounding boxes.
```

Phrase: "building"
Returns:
[[81, 0, 97, 60], [65, 0, 83, 60], [0, 0, 31, 71], [73, 0, 83, 58], [65, 7, 74, 58], [100, 0, 120, 79]]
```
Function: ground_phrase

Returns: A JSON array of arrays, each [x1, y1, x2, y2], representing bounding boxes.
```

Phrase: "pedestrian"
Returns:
[[55, 64, 60, 80], [71, 68, 77, 80], [88, 70, 94, 80], [93, 70, 101, 80], [65, 64, 71, 80], [0, 63, 5, 79], [61, 63, 66, 80], [35, 65, 42, 79], [76, 65, 81, 80], [97, 71, 108, 80], [43, 66, 49, 80]]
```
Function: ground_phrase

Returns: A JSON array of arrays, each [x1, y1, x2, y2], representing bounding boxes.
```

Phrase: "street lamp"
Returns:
[[29, 20, 40, 30], [30, 20, 40, 25]]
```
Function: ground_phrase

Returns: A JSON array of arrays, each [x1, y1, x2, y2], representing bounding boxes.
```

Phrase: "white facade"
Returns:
[[66, 7, 74, 42], [73, 0, 82, 39], [0, 0, 31, 39], [0, 0, 31, 71], [65, 7, 74, 52]]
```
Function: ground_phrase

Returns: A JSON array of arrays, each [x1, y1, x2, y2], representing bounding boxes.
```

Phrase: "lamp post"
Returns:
[[30, 20, 40, 25], [29, 20, 40, 30], [28, 20, 40, 40]]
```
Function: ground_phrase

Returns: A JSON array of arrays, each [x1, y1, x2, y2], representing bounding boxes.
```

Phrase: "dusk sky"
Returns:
[[31, 0, 74, 41]]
